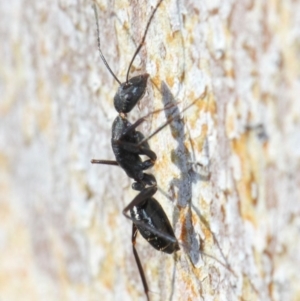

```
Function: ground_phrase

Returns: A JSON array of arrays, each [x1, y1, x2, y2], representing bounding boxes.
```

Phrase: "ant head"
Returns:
[[114, 74, 149, 113]]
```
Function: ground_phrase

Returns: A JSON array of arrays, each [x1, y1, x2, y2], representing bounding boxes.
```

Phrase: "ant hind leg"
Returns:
[[132, 224, 150, 301]]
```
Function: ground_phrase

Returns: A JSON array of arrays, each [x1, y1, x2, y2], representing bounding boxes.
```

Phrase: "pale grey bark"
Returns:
[[1, 0, 300, 301]]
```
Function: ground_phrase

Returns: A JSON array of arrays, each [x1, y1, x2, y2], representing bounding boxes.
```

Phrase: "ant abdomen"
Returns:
[[131, 197, 180, 254]]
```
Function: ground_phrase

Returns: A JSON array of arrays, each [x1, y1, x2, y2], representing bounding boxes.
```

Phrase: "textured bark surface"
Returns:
[[1, 0, 300, 301]]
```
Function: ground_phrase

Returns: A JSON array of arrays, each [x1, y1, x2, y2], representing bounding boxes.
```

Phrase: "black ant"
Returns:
[[91, 1, 180, 300]]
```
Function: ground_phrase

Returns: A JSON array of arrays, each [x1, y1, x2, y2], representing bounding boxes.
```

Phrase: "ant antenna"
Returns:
[[93, 2, 122, 85], [125, 0, 163, 83]]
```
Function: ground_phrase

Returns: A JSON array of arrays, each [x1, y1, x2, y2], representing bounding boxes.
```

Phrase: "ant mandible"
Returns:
[[91, 1, 180, 300]]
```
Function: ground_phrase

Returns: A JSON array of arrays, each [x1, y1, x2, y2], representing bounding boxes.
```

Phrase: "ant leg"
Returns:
[[122, 186, 178, 244], [132, 224, 150, 301], [91, 101, 174, 168], [122, 117, 147, 137], [90, 132, 154, 166], [121, 108, 182, 152], [137, 92, 207, 147], [90, 129, 152, 167], [122, 101, 180, 138], [135, 131, 150, 149], [117, 140, 157, 162], [136, 131, 155, 170], [132, 173, 157, 191], [90, 159, 119, 166], [140, 160, 154, 170]]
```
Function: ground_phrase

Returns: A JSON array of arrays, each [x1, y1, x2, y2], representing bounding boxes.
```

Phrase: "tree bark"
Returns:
[[1, 0, 300, 301]]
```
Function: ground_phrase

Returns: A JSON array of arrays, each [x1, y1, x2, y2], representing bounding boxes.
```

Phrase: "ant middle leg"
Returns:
[[131, 173, 157, 191], [115, 139, 157, 163], [90, 159, 119, 165], [91, 102, 180, 169]]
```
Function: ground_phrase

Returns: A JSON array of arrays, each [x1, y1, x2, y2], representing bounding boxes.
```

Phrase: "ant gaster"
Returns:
[[91, 1, 179, 300]]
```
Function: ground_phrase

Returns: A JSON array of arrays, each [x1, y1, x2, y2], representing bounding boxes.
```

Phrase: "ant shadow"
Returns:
[[157, 81, 233, 299]]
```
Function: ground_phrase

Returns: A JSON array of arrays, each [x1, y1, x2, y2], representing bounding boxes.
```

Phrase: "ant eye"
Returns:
[[124, 92, 133, 102]]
